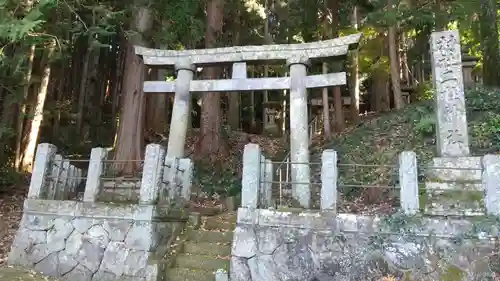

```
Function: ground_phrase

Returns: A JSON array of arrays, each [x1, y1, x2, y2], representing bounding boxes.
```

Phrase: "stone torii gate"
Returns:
[[134, 33, 362, 208]]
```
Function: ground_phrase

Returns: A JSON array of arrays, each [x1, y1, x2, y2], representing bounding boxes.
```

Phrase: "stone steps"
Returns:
[[173, 254, 231, 271], [182, 241, 232, 256], [187, 229, 234, 243], [167, 268, 216, 281], [422, 156, 485, 216], [165, 211, 236, 281]]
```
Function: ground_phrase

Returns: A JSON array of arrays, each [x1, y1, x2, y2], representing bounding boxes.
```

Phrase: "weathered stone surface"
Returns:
[[230, 257, 252, 281], [142, 72, 347, 93], [28, 143, 57, 199], [103, 220, 131, 241], [232, 207, 498, 281], [241, 144, 261, 208], [232, 226, 257, 258], [64, 264, 93, 281], [124, 222, 154, 251], [140, 144, 166, 204], [123, 250, 149, 276], [73, 218, 97, 233], [135, 33, 362, 65], [288, 59, 311, 208], [399, 151, 419, 215], [84, 147, 109, 203], [256, 227, 282, 255], [9, 199, 181, 281], [34, 252, 60, 276], [428, 157, 482, 181], [483, 154, 500, 215], [321, 149, 337, 211], [92, 271, 118, 281], [57, 251, 78, 275], [430, 30, 469, 157], [100, 241, 129, 276], [77, 238, 106, 273]]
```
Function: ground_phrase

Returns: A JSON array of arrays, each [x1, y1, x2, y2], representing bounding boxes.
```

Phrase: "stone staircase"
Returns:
[[166, 211, 236, 281], [423, 157, 484, 216]]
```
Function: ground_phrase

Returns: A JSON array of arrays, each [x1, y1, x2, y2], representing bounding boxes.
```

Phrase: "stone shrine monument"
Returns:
[[425, 30, 483, 215]]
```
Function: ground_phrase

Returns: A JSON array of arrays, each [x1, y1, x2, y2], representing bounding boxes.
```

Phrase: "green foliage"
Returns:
[[415, 81, 435, 101], [318, 87, 500, 199], [193, 160, 242, 197], [151, 0, 205, 48], [414, 115, 435, 136]]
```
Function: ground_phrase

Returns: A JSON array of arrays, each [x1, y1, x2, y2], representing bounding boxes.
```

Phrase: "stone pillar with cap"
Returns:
[[287, 54, 311, 208], [166, 58, 196, 160]]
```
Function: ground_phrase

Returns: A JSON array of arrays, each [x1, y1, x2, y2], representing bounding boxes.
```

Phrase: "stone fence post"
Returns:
[[47, 154, 63, 199], [83, 147, 109, 202], [164, 157, 183, 204], [242, 143, 261, 208], [140, 144, 166, 204], [259, 156, 273, 208], [321, 149, 337, 211], [483, 154, 500, 216], [27, 143, 58, 199], [399, 151, 419, 215], [179, 158, 194, 202]]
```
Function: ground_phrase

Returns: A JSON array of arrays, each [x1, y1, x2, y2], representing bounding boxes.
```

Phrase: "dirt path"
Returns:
[[0, 191, 24, 266]]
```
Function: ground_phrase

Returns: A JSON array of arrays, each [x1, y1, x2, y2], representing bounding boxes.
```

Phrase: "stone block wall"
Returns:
[[232, 143, 500, 281], [9, 200, 183, 281], [230, 208, 494, 281], [9, 143, 194, 281]]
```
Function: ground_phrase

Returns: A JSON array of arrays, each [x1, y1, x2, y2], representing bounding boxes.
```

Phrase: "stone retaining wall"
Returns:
[[9, 199, 184, 281], [230, 208, 494, 281], [8, 143, 193, 281]]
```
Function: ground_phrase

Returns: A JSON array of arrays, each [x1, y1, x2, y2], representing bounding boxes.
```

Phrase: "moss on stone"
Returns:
[[440, 265, 466, 281]]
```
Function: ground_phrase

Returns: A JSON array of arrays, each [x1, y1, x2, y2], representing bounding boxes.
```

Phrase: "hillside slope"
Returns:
[[311, 87, 500, 204]]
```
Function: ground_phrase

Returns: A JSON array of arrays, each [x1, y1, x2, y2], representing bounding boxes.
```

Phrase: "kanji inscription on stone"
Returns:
[[430, 30, 470, 157]]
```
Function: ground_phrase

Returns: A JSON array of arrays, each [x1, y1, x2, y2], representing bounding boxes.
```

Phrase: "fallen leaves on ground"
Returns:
[[0, 190, 24, 266], [0, 189, 55, 280], [0, 266, 59, 281]]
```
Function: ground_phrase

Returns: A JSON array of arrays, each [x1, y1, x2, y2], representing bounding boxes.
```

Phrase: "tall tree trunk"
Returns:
[[329, 0, 345, 132], [111, 38, 126, 133], [146, 68, 168, 134], [52, 62, 65, 138], [200, 0, 226, 160], [14, 44, 35, 171], [228, 8, 241, 131], [21, 41, 55, 172], [250, 66, 256, 131], [349, 5, 361, 124], [374, 71, 390, 112], [262, 0, 273, 133], [388, 0, 404, 109], [374, 34, 391, 113], [321, 0, 332, 136], [112, 7, 152, 174], [76, 35, 93, 133], [321, 63, 331, 136], [479, 0, 500, 86], [145, 35, 169, 134]]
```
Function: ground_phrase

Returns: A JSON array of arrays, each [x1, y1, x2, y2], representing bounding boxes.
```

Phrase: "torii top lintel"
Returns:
[[134, 33, 362, 66]]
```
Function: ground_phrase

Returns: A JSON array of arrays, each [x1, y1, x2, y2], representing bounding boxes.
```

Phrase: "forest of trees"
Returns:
[[0, 0, 498, 178]]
